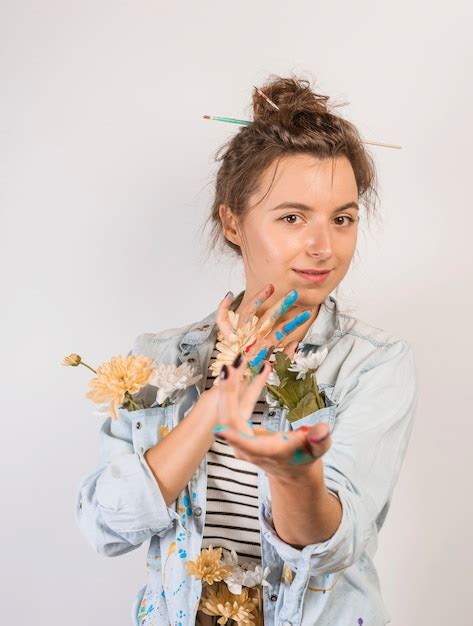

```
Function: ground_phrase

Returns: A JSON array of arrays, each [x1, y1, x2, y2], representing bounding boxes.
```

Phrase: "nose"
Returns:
[[305, 223, 333, 260]]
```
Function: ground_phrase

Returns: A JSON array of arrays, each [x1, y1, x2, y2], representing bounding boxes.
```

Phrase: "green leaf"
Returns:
[[265, 383, 287, 406], [286, 392, 319, 422]]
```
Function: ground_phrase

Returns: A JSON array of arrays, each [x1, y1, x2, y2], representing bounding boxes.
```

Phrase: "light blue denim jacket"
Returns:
[[76, 289, 418, 626]]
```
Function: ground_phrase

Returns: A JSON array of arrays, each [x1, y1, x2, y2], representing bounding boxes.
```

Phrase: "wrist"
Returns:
[[268, 458, 325, 490]]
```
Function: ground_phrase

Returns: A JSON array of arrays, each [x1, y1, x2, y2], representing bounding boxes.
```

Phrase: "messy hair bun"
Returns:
[[252, 76, 331, 125], [203, 73, 379, 258]]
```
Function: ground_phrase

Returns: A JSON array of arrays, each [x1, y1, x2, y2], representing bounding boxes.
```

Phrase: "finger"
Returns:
[[215, 421, 331, 466], [239, 360, 273, 420], [216, 422, 306, 460], [245, 290, 310, 363], [282, 340, 299, 361], [305, 423, 332, 459], [242, 288, 298, 362], [215, 291, 237, 342], [239, 284, 275, 328], [261, 289, 300, 329], [245, 307, 312, 368], [217, 353, 252, 432], [268, 308, 315, 346]]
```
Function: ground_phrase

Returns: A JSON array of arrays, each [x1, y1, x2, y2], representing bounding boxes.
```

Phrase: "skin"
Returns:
[[219, 153, 359, 345], [213, 154, 360, 546]]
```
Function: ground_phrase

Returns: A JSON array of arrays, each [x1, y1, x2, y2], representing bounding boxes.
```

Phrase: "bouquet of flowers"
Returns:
[[208, 310, 329, 422], [61, 352, 202, 420], [187, 545, 270, 626]]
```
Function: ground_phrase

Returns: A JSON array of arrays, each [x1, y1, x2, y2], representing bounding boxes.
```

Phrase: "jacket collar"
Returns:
[[179, 289, 340, 352]]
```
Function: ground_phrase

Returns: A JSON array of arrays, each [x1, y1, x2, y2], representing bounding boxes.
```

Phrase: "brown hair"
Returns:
[[200, 73, 380, 262]]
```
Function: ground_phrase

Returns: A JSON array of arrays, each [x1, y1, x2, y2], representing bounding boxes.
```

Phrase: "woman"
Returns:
[[76, 76, 418, 626]]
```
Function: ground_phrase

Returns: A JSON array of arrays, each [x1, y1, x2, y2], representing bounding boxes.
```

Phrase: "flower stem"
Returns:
[[312, 371, 325, 409], [80, 362, 97, 374]]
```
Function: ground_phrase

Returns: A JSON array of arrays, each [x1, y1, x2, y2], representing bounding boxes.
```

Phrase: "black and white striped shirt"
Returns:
[[201, 343, 278, 563]]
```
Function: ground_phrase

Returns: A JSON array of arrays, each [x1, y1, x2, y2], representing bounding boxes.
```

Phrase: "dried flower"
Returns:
[[186, 545, 233, 585], [265, 348, 328, 422], [148, 361, 202, 405], [62, 353, 82, 366], [287, 346, 329, 380], [221, 549, 271, 595], [85, 354, 155, 420], [200, 581, 259, 625], [209, 311, 259, 385]]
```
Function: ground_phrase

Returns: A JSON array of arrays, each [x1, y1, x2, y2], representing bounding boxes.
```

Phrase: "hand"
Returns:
[[213, 353, 332, 478], [216, 284, 315, 374]]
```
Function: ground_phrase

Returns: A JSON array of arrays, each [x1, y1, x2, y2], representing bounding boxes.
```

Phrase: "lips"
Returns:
[[292, 268, 332, 284], [293, 269, 332, 275]]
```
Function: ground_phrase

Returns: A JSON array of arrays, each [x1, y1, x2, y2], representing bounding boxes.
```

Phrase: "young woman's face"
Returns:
[[223, 153, 360, 309]]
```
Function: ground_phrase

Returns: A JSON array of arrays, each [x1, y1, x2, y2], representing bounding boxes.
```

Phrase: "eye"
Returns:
[[280, 214, 303, 225], [334, 215, 356, 226]]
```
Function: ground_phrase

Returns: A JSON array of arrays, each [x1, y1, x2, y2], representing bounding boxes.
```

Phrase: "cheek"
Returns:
[[259, 227, 300, 261]]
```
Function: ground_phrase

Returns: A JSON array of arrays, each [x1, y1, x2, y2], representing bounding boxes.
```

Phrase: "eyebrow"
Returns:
[[269, 201, 359, 213]]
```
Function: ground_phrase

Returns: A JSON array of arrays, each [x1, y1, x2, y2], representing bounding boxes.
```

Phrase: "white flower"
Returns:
[[221, 549, 271, 594], [148, 361, 202, 405], [267, 368, 280, 386], [263, 366, 281, 405], [287, 346, 328, 380]]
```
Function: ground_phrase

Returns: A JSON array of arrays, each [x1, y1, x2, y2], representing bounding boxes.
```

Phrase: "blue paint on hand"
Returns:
[[280, 290, 298, 314], [249, 346, 268, 367]]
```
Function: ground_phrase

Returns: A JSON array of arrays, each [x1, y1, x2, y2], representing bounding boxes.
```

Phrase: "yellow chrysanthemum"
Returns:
[[209, 311, 260, 386], [200, 581, 259, 625], [85, 354, 155, 420], [186, 545, 233, 585]]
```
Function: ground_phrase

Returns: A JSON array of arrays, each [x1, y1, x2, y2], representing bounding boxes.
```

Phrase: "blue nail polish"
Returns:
[[213, 425, 229, 432], [275, 330, 284, 341]]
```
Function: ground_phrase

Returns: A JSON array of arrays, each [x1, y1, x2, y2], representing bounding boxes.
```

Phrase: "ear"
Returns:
[[219, 204, 242, 247]]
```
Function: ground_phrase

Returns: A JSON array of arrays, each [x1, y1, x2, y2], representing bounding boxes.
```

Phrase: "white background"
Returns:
[[1, 1, 472, 625]]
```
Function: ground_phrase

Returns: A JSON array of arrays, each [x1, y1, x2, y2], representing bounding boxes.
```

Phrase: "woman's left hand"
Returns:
[[213, 353, 332, 479]]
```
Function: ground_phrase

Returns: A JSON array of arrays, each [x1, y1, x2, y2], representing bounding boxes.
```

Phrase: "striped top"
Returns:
[[201, 343, 280, 563]]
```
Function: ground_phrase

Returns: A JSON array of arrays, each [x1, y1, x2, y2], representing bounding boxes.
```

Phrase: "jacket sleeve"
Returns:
[[259, 339, 419, 576], [75, 337, 181, 557]]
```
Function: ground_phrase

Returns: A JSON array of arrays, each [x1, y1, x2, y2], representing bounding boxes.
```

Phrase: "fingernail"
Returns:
[[225, 291, 234, 301], [219, 364, 229, 379], [232, 352, 242, 368]]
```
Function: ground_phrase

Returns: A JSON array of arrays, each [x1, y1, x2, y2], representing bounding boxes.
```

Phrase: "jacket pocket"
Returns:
[[116, 405, 174, 453], [288, 384, 338, 433]]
